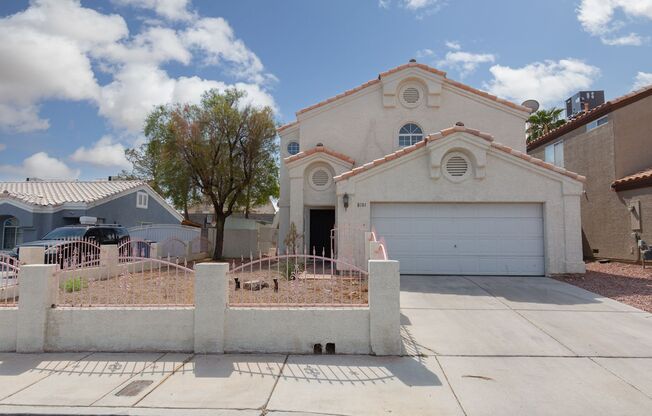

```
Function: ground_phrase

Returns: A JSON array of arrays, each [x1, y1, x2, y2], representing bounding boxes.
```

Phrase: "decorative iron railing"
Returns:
[[0, 253, 20, 306], [228, 253, 369, 307], [54, 255, 194, 307]]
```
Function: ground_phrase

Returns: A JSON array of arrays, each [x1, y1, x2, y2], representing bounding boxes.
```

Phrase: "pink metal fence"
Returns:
[[0, 253, 20, 306], [54, 253, 194, 307], [158, 237, 187, 259], [42, 237, 102, 269], [228, 253, 368, 307], [117, 238, 153, 263]]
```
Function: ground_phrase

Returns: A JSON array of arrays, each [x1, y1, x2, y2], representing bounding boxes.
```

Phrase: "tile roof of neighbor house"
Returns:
[[611, 167, 652, 191], [0, 180, 146, 207], [527, 83, 652, 151], [277, 62, 531, 131], [284, 145, 355, 165], [333, 125, 586, 183]]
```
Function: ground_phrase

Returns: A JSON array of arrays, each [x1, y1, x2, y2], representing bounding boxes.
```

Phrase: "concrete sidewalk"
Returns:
[[0, 275, 650, 415]]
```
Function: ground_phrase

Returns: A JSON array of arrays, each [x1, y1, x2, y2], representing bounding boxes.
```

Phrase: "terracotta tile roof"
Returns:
[[527, 83, 652, 151], [334, 125, 585, 182], [0, 180, 146, 207], [277, 62, 531, 131], [284, 146, 355, 166], [611, 167, 652, 191], [277, 120, 298, 132]]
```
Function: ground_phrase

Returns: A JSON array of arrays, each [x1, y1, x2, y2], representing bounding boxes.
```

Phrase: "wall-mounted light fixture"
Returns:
[[343, 193, 349, 210]]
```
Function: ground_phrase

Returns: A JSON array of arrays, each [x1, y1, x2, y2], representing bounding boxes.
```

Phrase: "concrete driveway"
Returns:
[[0, 275, 650, 415]]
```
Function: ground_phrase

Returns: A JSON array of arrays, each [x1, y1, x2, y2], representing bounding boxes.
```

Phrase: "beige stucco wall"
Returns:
[[613, 95, 652, 179], [279, 67, 529, 251], [336, 132, 585, 275]]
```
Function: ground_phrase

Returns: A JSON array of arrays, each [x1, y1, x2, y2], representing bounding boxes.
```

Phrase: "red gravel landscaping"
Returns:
[[552, 261, 652, 312]]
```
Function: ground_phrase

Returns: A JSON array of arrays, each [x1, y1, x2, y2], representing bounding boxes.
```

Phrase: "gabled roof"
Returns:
[[334, 125, 585, 182], [0, 180, 146, 207], [284, 145, 355, 166], [612, 167, 652, 191], [527, 83, 652, 151], [277, 62, 531, 132]]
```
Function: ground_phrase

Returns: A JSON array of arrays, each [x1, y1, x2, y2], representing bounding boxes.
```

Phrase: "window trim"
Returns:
[[398, 123, 424, 147], [136, 191, 149, 209], [544, 140, 564, 168]]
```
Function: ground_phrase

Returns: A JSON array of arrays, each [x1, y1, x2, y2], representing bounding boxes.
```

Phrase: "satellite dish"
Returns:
[[521, 99, 540, 113]]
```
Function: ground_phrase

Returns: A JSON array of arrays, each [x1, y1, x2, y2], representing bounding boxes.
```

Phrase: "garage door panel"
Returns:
[[371, 203, 545, 276]]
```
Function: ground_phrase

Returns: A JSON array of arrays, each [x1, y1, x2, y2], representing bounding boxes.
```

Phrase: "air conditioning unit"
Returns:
[[79, 216, 97, 225]]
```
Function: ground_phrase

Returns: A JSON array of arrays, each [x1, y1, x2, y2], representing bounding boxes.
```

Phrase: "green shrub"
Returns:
[[62, 277, 87, 293]]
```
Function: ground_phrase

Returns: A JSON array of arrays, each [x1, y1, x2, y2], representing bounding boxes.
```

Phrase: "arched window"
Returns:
[[2, 217, 19, 250], [398, 123, 423, 147], [287, 141, 300, 155]]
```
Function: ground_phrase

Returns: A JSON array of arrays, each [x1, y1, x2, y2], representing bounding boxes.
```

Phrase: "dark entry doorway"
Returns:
[[309, 209, 335, 257]]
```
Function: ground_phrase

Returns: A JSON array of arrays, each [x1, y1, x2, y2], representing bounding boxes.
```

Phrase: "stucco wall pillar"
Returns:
[[368, 259, 401, 355], [19, 246, 45, 265], [563, 194, 586, 273], [194, 262, 228, 353], [100, 244, 118, 276], [16, 264, 57, 353]]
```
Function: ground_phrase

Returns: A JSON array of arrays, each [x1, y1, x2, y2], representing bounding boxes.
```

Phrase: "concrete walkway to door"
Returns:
[[0, 275, 649, 415]]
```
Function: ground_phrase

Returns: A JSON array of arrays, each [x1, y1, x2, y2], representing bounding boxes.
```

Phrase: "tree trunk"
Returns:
[[212, 212, 226, 260], [244, 186, 251, 219], [183, 199, 190, 221]]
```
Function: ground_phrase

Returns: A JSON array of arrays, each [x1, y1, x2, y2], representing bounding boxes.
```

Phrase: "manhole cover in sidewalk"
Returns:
[[115, 380, 154, 396]]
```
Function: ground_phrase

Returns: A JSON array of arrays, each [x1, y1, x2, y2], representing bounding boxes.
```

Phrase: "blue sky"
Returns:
[[0, 0, 651, 180]]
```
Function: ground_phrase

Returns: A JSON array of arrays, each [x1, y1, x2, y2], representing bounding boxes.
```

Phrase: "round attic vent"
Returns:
[[445, 155, 469, 177], [311, 168, 331, 189], [402, 87, 420, 104]]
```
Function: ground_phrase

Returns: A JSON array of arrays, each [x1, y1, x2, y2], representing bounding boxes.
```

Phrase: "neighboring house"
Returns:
[[0, 179, 183, 249], [277, 61, 585, 275], [528, 85, 652, 262]]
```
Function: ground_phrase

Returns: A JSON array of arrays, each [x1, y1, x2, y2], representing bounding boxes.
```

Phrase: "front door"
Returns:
[[309, 209, 335, 257]]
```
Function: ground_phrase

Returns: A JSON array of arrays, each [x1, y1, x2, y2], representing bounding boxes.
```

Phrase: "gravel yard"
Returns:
[[552, 261, 652, 312]]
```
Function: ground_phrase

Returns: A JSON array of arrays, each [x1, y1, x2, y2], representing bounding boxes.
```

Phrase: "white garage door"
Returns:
[[371, 203, 544, 275]]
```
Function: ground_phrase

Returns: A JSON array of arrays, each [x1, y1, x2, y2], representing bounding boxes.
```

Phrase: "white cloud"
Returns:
[[0, 0, 277, 134], [601, 33, 646, 45], [70, 136, 131, 168], [439, 51, 495, 77], [633, 71, 652, 90], [0, 152, 80, 180], [436, 43, 495, 78], [378, 0, 391, 9], [111, 0, 194, 21], [415, 48, 434, 58], [577, 0, 652, 45], [403, 0, 440, 10], [181, 17, 274, 85], [485, 59, 601, 106]]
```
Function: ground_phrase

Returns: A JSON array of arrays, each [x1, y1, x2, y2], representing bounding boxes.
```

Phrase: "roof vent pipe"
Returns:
[[455, 121, 465, 126], [409, 58, 417, 63]]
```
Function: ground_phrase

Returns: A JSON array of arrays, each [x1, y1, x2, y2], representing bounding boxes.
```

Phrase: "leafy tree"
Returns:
[[120, 107, 199, 219], [151, 88, 277, 260], [526, 107, 566, 143]]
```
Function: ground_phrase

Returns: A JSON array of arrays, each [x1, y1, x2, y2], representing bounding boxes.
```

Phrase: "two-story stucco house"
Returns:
[[0, 179, 183, 250], [278, 61, 586, 276]]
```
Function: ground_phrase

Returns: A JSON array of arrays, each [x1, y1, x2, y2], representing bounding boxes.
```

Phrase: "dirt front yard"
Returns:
[[552, 261, 652, 312]]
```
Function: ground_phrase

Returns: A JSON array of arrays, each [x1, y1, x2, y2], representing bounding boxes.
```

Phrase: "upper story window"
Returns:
[[287, 141, 300, 155], [136, 191, 149, 209], [545, 141, 564, 168], [398, 123, 423, 147], [586, 116, 608, 132]]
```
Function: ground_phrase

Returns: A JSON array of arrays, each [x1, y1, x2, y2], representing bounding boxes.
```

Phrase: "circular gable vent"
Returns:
[[311, 168, 331, 189], [446, 155, 469, 177], [402, 87, 420, 104]]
